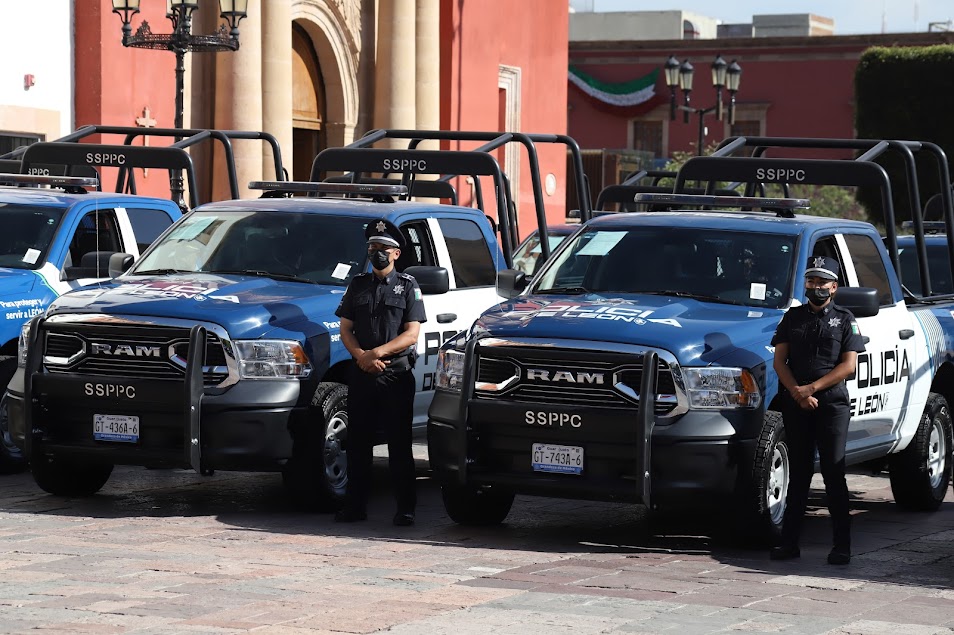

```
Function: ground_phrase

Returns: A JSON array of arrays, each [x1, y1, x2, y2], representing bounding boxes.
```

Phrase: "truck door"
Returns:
[[833, 233, 917, 453], [396, 217, 502, 426], [58, 208, 125, 291]]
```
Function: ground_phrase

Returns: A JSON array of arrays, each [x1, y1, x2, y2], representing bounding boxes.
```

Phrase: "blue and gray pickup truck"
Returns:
[[0, 172, 183, 473], [429, 143, 954, 537], [6, 130, 588, 508]]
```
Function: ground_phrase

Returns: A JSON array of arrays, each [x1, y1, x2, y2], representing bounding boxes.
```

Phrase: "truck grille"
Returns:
[[42, 322, 230, 386], [474, 346, 678, 414]]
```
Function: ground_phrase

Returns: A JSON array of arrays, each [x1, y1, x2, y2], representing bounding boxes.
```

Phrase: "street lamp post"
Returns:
[[665, 55, 742, 155], [110, 0, 249, 204]]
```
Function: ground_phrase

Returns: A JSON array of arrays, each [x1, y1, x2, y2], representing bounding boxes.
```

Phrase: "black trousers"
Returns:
[[780, 386, 851, 549], [345, 366, 416, 513]]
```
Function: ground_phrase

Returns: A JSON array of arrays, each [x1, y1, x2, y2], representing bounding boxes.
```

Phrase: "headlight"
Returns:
[[435, 348, 466, 393], [234, 340, 312, 379], [17, 322, 30, 368], [683, 367, 761, 409]]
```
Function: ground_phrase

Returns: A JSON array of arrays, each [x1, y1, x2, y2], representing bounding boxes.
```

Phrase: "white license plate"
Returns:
[[532, 443, 583, 475], [93, 414, 140, 443]]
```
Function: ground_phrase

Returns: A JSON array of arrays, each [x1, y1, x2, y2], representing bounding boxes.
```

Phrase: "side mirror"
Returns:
[[834, 286, 879, 318], [108, 252, 135, 277], [403, 265, 449, 295], [62, 251, 134, 280], [496, 268, 527, 299]]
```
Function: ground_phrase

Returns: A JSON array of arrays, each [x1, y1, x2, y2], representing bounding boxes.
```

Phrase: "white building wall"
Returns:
[[569, 10, 720, 42], [0, 0, 73, 141]]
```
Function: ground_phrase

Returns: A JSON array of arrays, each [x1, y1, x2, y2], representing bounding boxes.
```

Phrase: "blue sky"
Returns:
[[574, 1, 953, 35]]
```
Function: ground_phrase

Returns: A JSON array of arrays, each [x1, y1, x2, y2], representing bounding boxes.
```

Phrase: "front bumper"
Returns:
[[8, 323, 309, 472], [427, 388, 760, 508]]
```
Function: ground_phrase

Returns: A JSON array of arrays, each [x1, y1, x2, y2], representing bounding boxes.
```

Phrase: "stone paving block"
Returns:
[[825, 621, 954, 635]]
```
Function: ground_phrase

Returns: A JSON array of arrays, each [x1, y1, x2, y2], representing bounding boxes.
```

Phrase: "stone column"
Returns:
[[415, 0, 440, 142], [374, 0, 416, 148], [188, 4, 220, 202], [262, 1, 292, 181], [214, 1, 263, 199], [414, 0, 440, 199]]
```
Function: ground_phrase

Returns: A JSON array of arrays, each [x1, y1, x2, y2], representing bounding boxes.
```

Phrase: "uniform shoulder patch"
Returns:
[[850, 321, 860, 334], [414, 287, 422, 301]]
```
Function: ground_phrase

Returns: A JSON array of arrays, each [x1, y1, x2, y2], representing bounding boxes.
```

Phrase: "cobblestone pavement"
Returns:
[[0, 442, 952, 634]]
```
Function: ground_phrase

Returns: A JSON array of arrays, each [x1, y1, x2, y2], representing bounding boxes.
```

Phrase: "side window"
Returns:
[[396, 221, 437, 271], [437, 218, 497, 288], [843, 234, 894, 306], [125, 208, 175, 252], [66, 210, 122, 269], [810, 237, 849, 287]]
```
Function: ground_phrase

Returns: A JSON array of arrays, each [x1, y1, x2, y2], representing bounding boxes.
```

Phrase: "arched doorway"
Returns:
[[292, 23, 327, 181]]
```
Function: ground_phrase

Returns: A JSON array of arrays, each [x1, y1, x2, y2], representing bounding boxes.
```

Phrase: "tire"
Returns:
[[0, 357, 26, 474], [747, 410, 789, 542], [283, 382, 349, 511], [889, 392, 952, 511], [440, 483, 515, 525], [31, 455, 113, 497]]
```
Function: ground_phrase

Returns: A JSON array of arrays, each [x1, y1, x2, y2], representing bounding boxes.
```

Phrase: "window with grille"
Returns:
[[631, 120, 663, 159], [0, 132, 42, 156], [730, 120, 762, 138]]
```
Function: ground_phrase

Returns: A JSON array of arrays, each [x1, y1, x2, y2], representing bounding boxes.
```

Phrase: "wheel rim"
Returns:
[[927, 417, 947, 490], [323, 409, 348, 492], [766, 441, 790, 525]]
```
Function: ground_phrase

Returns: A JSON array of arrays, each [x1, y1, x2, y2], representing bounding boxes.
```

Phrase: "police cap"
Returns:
[[805, 255, 839, 281], [365, 218, 405, 249]]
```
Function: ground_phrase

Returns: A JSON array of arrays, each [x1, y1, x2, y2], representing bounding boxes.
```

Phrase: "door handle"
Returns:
[[437, 313, 457, 323], [899, 329, 915, 340]]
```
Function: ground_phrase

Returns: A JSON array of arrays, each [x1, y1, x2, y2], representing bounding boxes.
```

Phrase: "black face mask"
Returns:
[[806, 286, 831, 306], [369, 249, 392, 270]]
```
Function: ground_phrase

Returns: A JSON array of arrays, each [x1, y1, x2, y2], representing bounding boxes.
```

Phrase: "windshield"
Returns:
[[532, 226, 797, 309], [0, 204, 64, 270], [512, 230, 572, 276], [131, 210, 369, 285]]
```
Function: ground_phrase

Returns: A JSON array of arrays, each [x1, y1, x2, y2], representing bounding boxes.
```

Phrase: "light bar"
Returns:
[[633, 193, 810, 210], [248, 181, 408, 196], [0, 173, 99, 189]]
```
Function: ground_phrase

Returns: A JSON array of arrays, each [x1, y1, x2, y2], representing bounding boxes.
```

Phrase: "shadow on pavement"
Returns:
[[2, 455, 952, 590]]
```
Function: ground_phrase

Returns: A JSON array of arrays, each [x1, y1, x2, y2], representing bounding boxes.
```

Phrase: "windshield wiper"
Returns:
[[210, 269, 316, 284], [640, 290, 744, 305], [534, 286, 591, 295], [131, 268, 191, 275]]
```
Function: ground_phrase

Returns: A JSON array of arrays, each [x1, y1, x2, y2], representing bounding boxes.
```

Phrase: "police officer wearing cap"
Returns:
[[770, 256, 865, 565], [334, 218, 427, 526]]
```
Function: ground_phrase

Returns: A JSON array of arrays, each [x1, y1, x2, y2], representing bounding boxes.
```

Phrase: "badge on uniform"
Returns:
[[393, 284, 404, 294], [829, 317, 841, 328]]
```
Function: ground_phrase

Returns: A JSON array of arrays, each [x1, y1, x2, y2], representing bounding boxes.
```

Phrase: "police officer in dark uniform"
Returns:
[[770, 256, 865, 565], [334, 218, 427, 526]]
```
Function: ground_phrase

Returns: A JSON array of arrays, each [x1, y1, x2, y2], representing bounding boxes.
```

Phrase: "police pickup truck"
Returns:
[[0, 173, 183, 473], [428, 151, 954, 537], [7, 131, 580, 507]]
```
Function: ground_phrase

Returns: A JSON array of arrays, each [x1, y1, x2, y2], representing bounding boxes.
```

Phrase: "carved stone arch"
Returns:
[[292, 1, 360, 148]]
